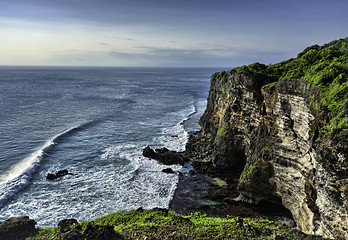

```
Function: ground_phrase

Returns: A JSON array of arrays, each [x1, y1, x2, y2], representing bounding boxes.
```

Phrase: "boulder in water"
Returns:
[[142, 146, 158, 159], [162, 168, 175, 174], [142, 146, 186, 165], [46, 170, 74, 180]]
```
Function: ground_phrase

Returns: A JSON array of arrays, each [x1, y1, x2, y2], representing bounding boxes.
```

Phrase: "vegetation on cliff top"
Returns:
[[216, 38, 348, 135], [27, 209, 322, 240]]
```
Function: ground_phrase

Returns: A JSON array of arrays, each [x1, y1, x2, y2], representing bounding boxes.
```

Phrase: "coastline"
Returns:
[[169, 133, 295, 226], [169, 172, 294, 222]]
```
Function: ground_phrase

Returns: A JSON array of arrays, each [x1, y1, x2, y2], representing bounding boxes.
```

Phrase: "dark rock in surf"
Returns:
[[0, 216, 36, 240], [46, 173, 58, 181], [46, 169, 74, 181], [142, 146, 158, 159], [158, 151, 185, 165], [142, 146, 185, 165], [155, 147, 170, 154], [162, 168, 175, 174]]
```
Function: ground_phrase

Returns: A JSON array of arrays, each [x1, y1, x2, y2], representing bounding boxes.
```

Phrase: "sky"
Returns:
[[0, 0, 347, 67]]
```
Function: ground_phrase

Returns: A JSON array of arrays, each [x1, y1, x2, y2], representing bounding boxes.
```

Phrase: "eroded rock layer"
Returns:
[[187, 72, 348, 239]]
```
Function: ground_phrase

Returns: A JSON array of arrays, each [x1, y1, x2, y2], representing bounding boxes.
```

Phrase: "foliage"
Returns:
[[239, 162, 259, 183], [217, 123, 227, 136], [28, 209, 321, 240], [224, 38, 348, 135], [262, 81, 278, 90], [260, 145, 273, 152]]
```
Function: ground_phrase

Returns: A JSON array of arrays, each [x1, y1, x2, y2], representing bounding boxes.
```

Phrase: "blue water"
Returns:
[[0, 66, 219, 226]]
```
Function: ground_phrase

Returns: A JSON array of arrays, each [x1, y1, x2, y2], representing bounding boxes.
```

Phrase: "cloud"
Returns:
[[107, 46, 288, 67], [3, 1, 347, 37], [113, 36, 134, 41], [2, 0, 347, 67]]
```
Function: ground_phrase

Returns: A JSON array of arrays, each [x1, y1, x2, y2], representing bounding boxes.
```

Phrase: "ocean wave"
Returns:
[[180, 97, 198, 128], [158, 97, 196, 152], [0, 122, 94, 208]]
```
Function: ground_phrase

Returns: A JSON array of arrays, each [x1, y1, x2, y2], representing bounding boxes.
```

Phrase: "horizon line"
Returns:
[[0, 64, 229, 69]]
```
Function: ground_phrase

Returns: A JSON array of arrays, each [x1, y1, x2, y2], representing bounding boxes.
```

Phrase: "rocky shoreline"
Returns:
[[2, 39, 347, 240], [170, 64, 347, 239], [151, 41, 348, 239], [142, 142, 295, 227], [0, 144, 299, 240]]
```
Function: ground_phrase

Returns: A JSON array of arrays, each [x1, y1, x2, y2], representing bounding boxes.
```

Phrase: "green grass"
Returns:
[[260, 145, 273, 152], [262, 81, 278, 90], [215, 38, 348, 136], [217, 123, 227, 136], [239, 162, 259, 184], [309, 95, 320, 111], [27, 209, 321, 240]]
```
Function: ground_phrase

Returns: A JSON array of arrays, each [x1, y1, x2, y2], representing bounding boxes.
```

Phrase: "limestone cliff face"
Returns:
[[187, 72, 348, 239]]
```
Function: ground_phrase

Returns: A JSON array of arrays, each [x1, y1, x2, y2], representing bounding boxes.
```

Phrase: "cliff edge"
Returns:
[[187, 38, 348, 239]]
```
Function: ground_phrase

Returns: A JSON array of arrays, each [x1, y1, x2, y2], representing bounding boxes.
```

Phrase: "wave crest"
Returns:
[[0, 122, 93, 208]]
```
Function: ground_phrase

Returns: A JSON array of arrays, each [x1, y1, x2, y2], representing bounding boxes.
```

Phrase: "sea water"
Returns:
[[0, 66, 219, 227]]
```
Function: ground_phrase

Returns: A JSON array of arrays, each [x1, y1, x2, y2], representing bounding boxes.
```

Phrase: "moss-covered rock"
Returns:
[[0, 216, 37, 240]]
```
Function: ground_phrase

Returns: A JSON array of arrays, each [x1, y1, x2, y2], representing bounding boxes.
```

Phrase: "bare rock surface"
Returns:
[[0, 216, 36, 240], [186, 72, 348, 239], [142, 146, 188, 165]]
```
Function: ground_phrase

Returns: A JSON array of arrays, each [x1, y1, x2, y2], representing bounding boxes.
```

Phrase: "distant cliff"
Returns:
[[187, 38, 348, 239]]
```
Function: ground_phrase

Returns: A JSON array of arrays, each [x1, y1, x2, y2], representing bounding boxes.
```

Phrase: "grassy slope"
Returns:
[[215, 38, 348, 135], [28, 209, 323, 240]]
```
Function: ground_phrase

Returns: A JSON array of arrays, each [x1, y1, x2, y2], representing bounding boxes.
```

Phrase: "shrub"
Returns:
[[214, 38, 348, 136]]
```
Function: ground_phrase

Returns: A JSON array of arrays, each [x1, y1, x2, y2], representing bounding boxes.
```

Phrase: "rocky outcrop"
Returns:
[[58, 218, 78, 232], [143, 146, 189, 165], [0, 216, 37, 240], [52, 220, 123, 240], [46, 169, 74, 180], [162, 168, 175, 174], [186, 72, 348, 239]]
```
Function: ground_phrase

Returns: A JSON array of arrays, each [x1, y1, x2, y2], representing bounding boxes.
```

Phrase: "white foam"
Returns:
[[98, 143, 181, 211], [0, 124, 87, 208], [0, 97, 199, 225], [101, 144, 138, 160], [157, 98, 196, 152], [0, 141, 52, 183]]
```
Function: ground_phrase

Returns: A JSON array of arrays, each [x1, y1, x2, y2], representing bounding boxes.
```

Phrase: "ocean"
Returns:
[[0, 66, 219, 227]]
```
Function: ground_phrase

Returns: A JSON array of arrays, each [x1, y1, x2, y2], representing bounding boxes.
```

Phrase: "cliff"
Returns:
[[187, 39, 348, 239]]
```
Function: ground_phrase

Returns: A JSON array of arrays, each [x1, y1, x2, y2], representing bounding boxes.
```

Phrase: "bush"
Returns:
[[218, 38, 348, 136]]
